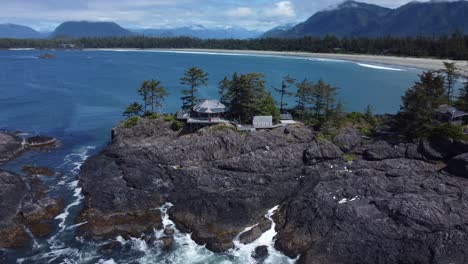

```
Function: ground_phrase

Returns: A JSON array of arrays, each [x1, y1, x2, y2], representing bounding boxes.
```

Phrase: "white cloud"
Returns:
[[226, 7, 255, 18], [262, 1, 296, 18]]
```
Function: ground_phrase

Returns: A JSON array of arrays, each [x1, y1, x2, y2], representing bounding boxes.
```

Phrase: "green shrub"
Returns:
[[123, 116, 140, 128], [342, 153, 357, 164], [346, 112, 365, 124], [359, 127, 374, 137], [429, 123, 467, 140], [170, 120, 184, 131], [146, 113, 159, 120], [164, 115, 176, 122]]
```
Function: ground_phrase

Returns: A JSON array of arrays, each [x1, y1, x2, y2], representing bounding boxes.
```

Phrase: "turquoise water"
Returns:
[[0, 49, 421, 263]]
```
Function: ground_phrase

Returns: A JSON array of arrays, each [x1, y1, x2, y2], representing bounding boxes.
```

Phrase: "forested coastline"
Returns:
[[1, 33, 468, 60]]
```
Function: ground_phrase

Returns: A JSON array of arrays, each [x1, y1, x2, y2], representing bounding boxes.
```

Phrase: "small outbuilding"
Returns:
[[280, 113, 296, 125], [253, 116, 273, 129], [435, 105, 468, 126]]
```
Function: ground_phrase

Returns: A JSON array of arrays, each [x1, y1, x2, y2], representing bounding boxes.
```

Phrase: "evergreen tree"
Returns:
[[180, 67, 208, 110], [397, 71, 446, 138], [274, 75, 295, 113], [138, 80, 151, 114], [224, 72, 280, 123], [364, 105, 377, 126], [311, 79, 338, 120], [218, 76, 231, 105], [441, 62, 459, 105], [148, 79, 169, 113], [295, 78, 314, 119], [456, 81, 468, 111], [123, 102, 143, 118]]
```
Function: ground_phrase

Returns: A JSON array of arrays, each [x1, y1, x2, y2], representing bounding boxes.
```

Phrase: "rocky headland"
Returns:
[[0, 131, 61, 248], [77, 118, 468, 263]]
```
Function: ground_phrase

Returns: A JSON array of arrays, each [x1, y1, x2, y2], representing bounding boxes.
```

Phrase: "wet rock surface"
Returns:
[[0, 170, 62, 248], [0, 131, 57, 163], [78, 118, 468, 263]]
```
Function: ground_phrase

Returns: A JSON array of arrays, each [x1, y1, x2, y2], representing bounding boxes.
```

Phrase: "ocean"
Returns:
[[0, 49, 421, 263]]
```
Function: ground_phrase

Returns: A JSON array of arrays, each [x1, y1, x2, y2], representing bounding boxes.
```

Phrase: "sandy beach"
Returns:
[[167, 49, 468, 77], [90, 47, 468, 77]]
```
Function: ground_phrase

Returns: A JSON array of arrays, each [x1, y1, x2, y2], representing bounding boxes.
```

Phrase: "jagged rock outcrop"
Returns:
[[447, 153, 468, 178], [0, 170, 62, 248], [0, 131, 57, 163], [77, 118, 468, 263], [333, 127, 362, 152]]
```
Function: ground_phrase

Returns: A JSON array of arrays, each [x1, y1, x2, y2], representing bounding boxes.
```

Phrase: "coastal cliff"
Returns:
[[77, 118, 468, 263]]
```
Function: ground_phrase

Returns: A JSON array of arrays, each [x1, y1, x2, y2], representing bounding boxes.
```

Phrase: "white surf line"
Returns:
[[357, 63, 406, 71], [231, 205, 297, 264]]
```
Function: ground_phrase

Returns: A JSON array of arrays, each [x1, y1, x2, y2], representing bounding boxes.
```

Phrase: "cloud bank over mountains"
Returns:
[[0, 0, 463, 31]]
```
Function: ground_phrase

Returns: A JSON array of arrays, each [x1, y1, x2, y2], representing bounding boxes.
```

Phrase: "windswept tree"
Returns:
[[441, 62, 459, 105], [180, 67, 208, 110], [138, 80, 151, 114], [274, 75, 296, 113], [123, 102, 143, 118], [397, 71, 446, 138], [148, 79, 169, 113]]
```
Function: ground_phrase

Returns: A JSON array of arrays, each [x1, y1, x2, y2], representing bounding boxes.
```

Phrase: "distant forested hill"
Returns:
[[272, 0, 468, 38], [0, 24, 41, 39], [51, 21, 133, 38]]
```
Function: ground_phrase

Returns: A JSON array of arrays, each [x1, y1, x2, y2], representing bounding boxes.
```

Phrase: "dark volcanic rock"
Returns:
[[0, 132, 23, 162], [24, 136, 57, 148], [238, 218, 271, 245], [303, 139, 343, 165], [252, 245, 269, 260], [159, 236, 174, 250], [22, 166, 55, 176], [97, 241, 123, 255], [78, 118, 468, 263], [0, 170, 62, 248], [446, 153, 468, 177], [333, 127, 362, 152], [362, 141, 406, 161]]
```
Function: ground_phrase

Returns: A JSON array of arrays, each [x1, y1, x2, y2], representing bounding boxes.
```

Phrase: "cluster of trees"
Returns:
[[123, 79, 168, 118], [123, 65, 346, 128], [1, 33, 468, 60], [398, 62, 468, 139], [218, 72, 279, 124]]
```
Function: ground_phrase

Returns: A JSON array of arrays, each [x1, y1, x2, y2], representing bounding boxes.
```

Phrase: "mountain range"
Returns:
[[133, 25, 261, 39], [1, 1, 468, 40], [0, 24, 42, 39], [270, 0, 468, 38], [50, 21, 133, 38]]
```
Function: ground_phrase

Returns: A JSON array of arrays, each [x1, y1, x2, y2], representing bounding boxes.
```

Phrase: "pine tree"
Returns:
[[441, 62, 459, 105], [224, 72, 280, 124], [138, 80, 151, 114], [456, 81, 468, 111], [180, 67, 208, 110], [148, 79, 169, 113], [310, 79, 338, 120], [218, 76, 231, 105], [123, 102, 143, 118], [295, 78, 314, 119], [274, 75, 295, 113], [397, 71, 446, 138]]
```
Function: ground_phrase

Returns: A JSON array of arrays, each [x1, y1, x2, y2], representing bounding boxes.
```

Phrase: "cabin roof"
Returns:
[[193, 99, 227, 114], [437, 104, 468, 118]]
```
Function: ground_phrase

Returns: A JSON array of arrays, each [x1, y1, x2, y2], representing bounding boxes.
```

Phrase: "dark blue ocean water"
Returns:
[[0, 49, 421, 264]]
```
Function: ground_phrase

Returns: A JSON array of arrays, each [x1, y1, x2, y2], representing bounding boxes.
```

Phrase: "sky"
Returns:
[[0, 0, 454, 31]]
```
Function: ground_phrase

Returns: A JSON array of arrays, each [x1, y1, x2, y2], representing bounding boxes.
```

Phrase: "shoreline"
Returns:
[[88, 48, 468, 77]]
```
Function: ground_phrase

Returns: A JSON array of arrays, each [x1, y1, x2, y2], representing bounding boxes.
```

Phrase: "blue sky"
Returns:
[[0, 0, 440, 31]]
